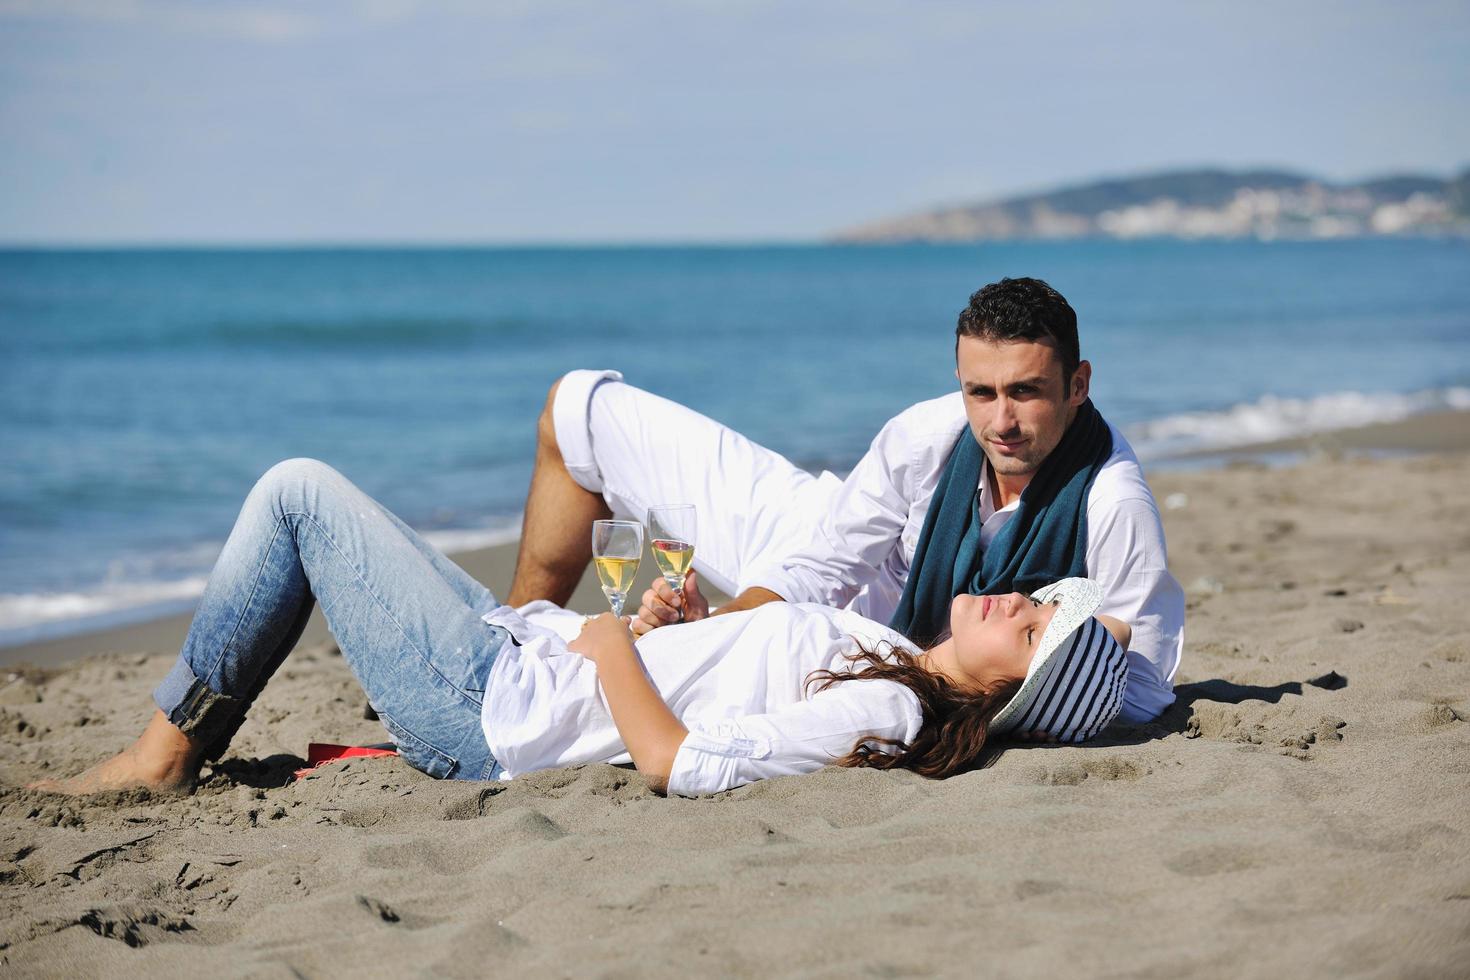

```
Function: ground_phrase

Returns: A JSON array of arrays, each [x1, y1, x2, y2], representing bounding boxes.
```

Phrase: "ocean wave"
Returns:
[[9, 315, 617, 356], [420, 523, 522, 555], [1125, 386, 1470, 459], [0, 520, 524, 648], [0, 576, 211, 647], [200, 316, 551, 350]]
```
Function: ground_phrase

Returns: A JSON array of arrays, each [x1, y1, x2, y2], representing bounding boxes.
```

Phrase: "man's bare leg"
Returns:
[[506, 379, 612, 607], [28, 709, 204, 794]]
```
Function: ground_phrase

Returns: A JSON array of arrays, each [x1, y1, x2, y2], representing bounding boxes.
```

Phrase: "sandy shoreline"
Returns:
[[2, 416, 1469, 976], [0, 528, 729, 672], [6, 409, 1468, 671]]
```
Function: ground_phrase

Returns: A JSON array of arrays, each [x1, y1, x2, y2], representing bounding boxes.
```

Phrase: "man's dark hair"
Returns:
[[955, 277, 1080, 379]]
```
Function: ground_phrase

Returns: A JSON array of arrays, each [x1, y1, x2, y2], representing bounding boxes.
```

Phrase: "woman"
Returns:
[[32, 459, 1129, 798]]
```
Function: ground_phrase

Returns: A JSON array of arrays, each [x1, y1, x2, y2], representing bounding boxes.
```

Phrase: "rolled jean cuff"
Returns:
[[153, 655, 245, 752], [551, 368, 623, 493]]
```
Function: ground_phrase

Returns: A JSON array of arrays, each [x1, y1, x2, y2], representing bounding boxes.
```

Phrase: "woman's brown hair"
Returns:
[[806, 640, 1020, 779]]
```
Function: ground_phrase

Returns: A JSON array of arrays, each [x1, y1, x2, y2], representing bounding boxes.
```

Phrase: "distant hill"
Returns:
[[832, 167, 1470, 242]]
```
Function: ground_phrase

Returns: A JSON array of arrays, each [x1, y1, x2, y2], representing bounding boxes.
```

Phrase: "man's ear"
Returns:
[[1069, 360, 1092, 405]]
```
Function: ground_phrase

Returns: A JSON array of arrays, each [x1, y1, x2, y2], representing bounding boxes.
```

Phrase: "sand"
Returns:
[[3, 421, 1470, 976]]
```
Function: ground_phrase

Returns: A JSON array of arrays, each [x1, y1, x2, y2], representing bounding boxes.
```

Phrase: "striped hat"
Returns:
[[989, 578, 1128, 743]]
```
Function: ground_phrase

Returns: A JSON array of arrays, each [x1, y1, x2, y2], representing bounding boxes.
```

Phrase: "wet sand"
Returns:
[[2, 413, 1469, 976]]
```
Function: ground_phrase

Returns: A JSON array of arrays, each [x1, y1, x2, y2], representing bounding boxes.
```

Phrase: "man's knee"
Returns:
[[537, 378, 563, 455], [537, 369, 624, 495]]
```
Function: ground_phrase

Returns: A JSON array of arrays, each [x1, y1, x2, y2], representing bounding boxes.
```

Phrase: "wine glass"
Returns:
[[591, 519, 643, 618], [647, 505, 696, 620]]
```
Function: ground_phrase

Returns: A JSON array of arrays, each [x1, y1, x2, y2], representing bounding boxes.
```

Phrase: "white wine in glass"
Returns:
[[591, 519, 643, 618], [648, 505, 696, 619]]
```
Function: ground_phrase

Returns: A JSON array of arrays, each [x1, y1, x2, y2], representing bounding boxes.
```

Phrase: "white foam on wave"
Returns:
[[0, 576, 212, 647], [8, 385, 1463, 645], [421, 522, 522, 555], [0, 519, 525, 647], [1125, 386, 1470, 460]]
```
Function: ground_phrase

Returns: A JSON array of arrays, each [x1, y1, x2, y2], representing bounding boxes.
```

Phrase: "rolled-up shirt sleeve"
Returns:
[[1085, 492, 1186, 723], [666, 679, 922, 797]]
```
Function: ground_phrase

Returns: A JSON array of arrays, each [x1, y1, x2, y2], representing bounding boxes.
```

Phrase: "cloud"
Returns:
[[0, 0, 318, 42]]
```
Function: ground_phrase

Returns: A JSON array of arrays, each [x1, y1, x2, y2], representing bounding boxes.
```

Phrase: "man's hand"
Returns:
[[631, 571, 710, 637], [569, 611, 636, 664]]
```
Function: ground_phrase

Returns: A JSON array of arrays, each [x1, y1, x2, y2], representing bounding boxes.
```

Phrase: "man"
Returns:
[[506, 277, 1183, 723]]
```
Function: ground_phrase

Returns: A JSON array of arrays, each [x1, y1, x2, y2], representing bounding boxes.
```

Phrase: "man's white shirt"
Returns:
[[551, 370, 1185, 725], [746, 391, 1184, 723]]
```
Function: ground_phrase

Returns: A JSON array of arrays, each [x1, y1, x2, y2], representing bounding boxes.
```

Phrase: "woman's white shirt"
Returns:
[[480, 601, 923, 798]]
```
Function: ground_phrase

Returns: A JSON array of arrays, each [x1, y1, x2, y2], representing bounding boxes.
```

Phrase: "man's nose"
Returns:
[[992, 396, 1018, 433]]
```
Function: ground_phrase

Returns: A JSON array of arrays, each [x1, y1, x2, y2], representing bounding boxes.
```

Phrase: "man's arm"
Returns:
[[1085, 490, 1186, 723], [713, 586, 784, 617], [569, 613, 687, 794], [1096, 614, 1132, 650], [631, 573, 782, 635], [751, 411, 924, 608], [632, 400, 954, 636]]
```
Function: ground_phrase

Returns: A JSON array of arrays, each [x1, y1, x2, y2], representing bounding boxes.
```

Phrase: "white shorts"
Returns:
[[551, 369, 842, 598]]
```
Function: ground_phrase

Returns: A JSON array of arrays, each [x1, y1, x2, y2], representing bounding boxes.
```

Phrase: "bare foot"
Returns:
[[28, 745, 195, 794], [28, 709, 203, 795]]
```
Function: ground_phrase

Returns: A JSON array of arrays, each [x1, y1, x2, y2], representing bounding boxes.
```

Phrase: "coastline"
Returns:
[[1163, 406, 1470, 462], [0, 537, 712, 671], [4, 408, 1467, 671]]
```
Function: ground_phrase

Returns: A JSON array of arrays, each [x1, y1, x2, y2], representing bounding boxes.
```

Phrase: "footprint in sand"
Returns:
[[355, 894, 439, 930], [440, 784, 509, 821], [478, 806, 568, 845], [1406, 701, 1465, 734], [73, 903, 195, 948], [511, 763, 653, 802], [1028, 755, 1149, 786], [1186, 700, 1346, 758], [1164, 844, 1261, 878], [362, 838, 466, 876]]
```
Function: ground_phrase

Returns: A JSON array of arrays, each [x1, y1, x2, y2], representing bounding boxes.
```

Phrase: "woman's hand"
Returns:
[[569, 610, 688, 794], [569, 611, 636, 664], [631, 571, 711, 637]]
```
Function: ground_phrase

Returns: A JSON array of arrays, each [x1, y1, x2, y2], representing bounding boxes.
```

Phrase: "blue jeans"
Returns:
[[153, 458, 507, 781]]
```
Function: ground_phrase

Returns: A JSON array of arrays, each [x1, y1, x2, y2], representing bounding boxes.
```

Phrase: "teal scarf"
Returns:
[[888, 400, 1113, 647]]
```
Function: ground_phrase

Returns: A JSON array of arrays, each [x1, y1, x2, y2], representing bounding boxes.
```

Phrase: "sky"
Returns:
[[1, 0, 1467, 243]]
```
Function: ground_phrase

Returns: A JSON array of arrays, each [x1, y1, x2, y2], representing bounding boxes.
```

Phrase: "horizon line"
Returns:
[[0, 237, 833, 250]]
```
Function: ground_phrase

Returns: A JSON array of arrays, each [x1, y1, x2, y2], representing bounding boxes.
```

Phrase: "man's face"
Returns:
[[955, 336, 1091, 483]]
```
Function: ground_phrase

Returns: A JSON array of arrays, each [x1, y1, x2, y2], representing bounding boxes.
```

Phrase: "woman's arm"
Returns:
[[569, 613, 688, 794]]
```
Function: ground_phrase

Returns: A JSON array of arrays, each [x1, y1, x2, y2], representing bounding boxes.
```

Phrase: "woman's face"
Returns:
[[947, 592, 1060, 692]]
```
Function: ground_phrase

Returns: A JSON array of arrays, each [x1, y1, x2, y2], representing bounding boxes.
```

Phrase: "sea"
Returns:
[[2, 239, 1468, 647]]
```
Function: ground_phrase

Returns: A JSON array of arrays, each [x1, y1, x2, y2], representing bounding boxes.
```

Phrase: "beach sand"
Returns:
[[2, 416, 1469, 977]]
